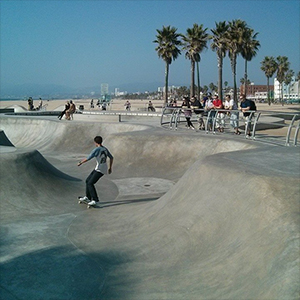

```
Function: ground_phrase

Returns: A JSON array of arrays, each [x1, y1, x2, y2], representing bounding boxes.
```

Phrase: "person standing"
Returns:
[[191, 96, 205, 130], [181, 96, 195, 130], [205, 94, 214, 131], [224, 94, 240, 135], [78, 136, 114, 206]]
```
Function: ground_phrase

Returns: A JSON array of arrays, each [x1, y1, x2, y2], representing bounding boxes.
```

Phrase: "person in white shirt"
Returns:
[[224, 94, 240, 135]]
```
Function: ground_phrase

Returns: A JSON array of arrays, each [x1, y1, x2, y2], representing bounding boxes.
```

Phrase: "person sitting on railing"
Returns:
[[148, 101, 155, 112], [37, 98, 43, 110], [181, 96, 195, 130], [224, 94, 241, 135], [58, 101, 70, 120], [240, 94, 255, 137], [191, 96, 205, 130], [171, 99, 177, 107], [124, 100, 131, 111], [65, 100, 76, 120], [213, 94, 225, 133]]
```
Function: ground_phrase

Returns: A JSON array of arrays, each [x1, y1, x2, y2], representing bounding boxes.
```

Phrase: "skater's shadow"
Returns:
[[99, 196, 159, 208]]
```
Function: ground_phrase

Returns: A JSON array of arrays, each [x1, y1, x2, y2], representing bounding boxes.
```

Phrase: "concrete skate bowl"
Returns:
[[0, 116, 299, 300]]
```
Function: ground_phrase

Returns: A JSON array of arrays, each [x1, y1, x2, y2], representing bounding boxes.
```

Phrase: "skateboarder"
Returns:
[[77, 136, 114, 206]]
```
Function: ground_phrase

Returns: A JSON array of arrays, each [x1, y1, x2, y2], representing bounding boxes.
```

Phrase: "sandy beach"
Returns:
[[0, 98, 299, 113], [0, 98, 166, 112]]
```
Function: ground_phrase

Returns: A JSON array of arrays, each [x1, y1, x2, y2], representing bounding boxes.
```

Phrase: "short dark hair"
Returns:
[[94, 136, 103, 144]]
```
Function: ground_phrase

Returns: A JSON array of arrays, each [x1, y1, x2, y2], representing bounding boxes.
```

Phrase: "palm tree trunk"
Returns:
[[190, 60, 195, 98], [267, 77, 270, 106], [281, 82, 284, 106], [197, 62, 200, 100], [164, 62, 169, 106], [244, 59, 248, 97], [218, 55, 223, 100], [231, 54, 237, 103]]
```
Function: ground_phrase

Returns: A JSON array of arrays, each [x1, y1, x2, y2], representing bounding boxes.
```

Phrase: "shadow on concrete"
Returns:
[[100, 197, 159, 208], [0, 246, 133, 300]]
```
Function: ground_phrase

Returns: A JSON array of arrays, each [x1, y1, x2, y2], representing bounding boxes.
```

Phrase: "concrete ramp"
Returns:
[[68, 147, 299, 300], [0, 150, 82, 220], [0, 130, 14, 147], [0, 116, 299, 300]]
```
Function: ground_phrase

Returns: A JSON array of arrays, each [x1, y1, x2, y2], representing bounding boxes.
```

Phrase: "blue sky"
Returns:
[[1, 0, 299, 94]]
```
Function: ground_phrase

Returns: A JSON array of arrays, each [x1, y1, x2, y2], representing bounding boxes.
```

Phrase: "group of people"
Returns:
[[179, 93, 256, 137], [90, 99, 107, 110], [58, 100, 76, 120], [27, 97, 43, 111], [124, 100, 156, 112]]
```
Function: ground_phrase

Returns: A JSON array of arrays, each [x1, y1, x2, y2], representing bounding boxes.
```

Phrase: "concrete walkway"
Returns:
[[0, 113, 299, 300]]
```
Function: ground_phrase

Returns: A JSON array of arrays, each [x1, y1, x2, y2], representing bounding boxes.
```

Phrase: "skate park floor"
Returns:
[[0, 113, 299, 300]]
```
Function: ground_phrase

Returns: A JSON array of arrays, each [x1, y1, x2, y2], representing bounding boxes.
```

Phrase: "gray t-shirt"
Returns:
[[87, 146, 113, 174]]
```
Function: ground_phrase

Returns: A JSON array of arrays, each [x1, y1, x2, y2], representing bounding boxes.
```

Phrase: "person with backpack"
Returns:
[[240, 94, 256, 137]]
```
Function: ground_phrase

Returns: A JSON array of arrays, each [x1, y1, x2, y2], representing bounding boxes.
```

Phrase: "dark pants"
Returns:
[[85, 170, 104, 202], [185, 117, 194, 128]]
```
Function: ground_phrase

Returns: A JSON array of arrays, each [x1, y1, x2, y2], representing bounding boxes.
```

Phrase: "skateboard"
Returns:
[[78, 197, 98, 209]]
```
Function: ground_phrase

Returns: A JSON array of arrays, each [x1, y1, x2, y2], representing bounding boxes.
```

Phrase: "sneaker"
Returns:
[[79, 196, 89, 201], [88, 200, 96, 206]]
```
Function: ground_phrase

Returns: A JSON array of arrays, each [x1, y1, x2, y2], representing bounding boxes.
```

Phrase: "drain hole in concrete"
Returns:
[[144, 184, 151, 187]]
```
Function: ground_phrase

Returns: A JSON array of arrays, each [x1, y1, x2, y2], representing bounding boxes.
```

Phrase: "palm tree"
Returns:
[[203, 85, 209, 94], [176, 86, 190, 99], [276, 56, 290, 105], [227, 19, 247, 103], [224, 81, 228, 93], [210, 21, 229, 101], [182, 24, 208, 99], [209, 82, 217, 94], [153, 25, 182, 106], [261, 56, 277, 105], [240, 77, 251, 86], [284, 69, 294, 101], [240, 27, 260, 97]]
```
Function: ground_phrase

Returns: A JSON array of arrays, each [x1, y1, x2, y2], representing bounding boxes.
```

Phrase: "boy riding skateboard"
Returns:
[[77, 136, 114, 206]]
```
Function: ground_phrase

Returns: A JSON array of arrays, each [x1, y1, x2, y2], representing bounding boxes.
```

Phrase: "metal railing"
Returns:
[[161, 107, 300, 147]]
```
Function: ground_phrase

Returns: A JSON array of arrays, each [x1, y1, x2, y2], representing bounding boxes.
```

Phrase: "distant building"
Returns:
[[114, 88, 127, 97], [240, 83, 274, 100], [101, 83, 109, 96], [158, 85, 180, 93], [274, 76, 299, 101]]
